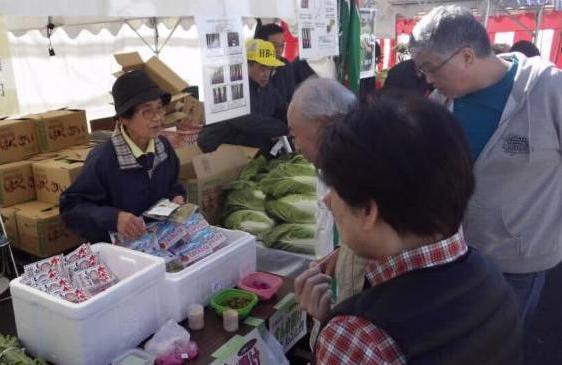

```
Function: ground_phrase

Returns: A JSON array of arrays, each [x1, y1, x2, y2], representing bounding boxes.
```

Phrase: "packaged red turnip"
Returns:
[[73, 264, 119, 295], [64, 243, 93, 265], [24, 255, 65, 278], [65, 254, 101, 278]]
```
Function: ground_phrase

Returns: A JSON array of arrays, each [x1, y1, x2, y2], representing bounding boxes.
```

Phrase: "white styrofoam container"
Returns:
[[160, 228, 257, 322], [9, 243, 166, 365]]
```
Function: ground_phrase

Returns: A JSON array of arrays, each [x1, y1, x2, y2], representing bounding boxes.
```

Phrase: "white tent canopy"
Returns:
[[2, 14, 335, 121], [0, 0, 296, 18]]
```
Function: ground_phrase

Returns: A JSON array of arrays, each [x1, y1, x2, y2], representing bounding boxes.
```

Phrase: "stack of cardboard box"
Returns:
[[0, 110, 90, 257]]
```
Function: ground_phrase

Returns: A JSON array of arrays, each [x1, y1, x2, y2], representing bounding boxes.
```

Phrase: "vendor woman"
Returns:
[[60, 70, 186, 243]]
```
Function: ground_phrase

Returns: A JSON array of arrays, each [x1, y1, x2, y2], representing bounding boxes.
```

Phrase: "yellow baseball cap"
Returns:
[[246, 39, 285, 67]]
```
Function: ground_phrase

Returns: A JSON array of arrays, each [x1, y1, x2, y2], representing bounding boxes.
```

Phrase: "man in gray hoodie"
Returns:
[[410, 5, 562, 326]]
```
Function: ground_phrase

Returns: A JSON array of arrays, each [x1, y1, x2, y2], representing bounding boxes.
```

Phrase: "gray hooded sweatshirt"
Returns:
[[433, 52, 562, 273]]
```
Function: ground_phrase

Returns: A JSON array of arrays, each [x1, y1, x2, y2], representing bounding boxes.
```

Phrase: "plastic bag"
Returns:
[[260, 328, 290, 365], [144, 320, 190, 357]]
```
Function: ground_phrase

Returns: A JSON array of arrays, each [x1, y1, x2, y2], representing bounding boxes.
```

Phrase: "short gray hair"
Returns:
[[290, 77, 357, 122], [410, 5, 492, 58]]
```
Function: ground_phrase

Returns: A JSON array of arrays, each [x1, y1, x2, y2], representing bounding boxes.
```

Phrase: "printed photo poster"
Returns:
[[297, 0, 339, 59], [195, 17, 250, 125], [359, 8, 377, 78]]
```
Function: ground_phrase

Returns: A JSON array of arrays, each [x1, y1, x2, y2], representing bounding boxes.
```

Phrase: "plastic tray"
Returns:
[[209, 288, 258, 319], [237, 272, 283, 301]]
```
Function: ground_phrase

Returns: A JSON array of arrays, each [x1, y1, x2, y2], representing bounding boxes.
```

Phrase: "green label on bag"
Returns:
[[273, 293, 295, 311], [211, 335, 246, 360], [243, 316, 265, 327]]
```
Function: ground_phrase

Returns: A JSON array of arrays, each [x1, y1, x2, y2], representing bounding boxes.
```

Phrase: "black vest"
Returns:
[[321, 249, 523, 365]]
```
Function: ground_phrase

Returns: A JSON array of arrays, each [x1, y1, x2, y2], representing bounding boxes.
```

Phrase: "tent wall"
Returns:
[[7, 21, 255, 120]]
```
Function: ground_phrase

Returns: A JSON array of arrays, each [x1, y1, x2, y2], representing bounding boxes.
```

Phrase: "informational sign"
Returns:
[[268, 293, 307, 352], [359, 8, 377, 79], [210, 328, 271, 365], [196, 17, 250, 125], [0, 16, 19, 116], [297, 0, 339, 59]]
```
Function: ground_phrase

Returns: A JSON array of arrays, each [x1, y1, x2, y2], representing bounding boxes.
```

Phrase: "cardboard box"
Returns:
[[15, 200, 80, 257], [32, 158, 84, 204], [163, 111, 187, 127], [114, 52, 189, 95], [0, 118, 38, 164], [0, 206, 20, 247], [166, 92, 190, 114], [27, 152, 62, 162], [182, 145, 250, 224], [58, 145, 94, 162], [182, 95, 205, 126], [175, 144, 203, 181], [89, 116, 116, 132], [0, 160, 35, 207], [28, 109, 89, 152]]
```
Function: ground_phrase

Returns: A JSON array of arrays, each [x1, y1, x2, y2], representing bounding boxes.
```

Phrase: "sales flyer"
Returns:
[[297, 0, 339, 59]]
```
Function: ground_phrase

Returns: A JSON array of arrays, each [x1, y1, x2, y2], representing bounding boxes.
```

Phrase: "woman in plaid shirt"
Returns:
[[295, 94, 523, 365]]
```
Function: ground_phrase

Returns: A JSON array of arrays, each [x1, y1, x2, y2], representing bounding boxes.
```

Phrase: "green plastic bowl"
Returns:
[[209, 289, 258, 319]]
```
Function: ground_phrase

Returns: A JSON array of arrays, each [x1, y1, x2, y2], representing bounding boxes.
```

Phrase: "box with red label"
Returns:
[[0, 160, 36, 207], [27, 109, 89, 152], [0, 118, 38, 164], [14, 200, 80, 257], [32, 158, 84, 204]]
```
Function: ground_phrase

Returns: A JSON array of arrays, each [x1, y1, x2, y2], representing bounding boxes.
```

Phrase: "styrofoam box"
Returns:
[[9, 243, 166, 365], [160, 227, 257, 322]]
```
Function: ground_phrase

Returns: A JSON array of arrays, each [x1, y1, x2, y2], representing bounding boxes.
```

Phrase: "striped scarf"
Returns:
[[110, 126, 168, 172]]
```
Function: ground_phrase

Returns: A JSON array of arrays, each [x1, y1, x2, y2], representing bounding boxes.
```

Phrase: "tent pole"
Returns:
[[152, 17, 160, 57], [533, 3, 545, 45], [483, 0, 491, 29], [158, 18, 182, 55], [125, 19, 156, 54]]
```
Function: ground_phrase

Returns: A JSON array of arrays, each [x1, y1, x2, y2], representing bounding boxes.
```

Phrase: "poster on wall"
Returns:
[[359, 8, 377, 79], [0, 16, 19, 116], [196, 17, 250, 125], [297, 0, 339, 59]]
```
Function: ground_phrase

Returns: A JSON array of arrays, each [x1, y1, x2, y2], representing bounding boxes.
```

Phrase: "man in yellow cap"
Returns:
[[198, 39, 289, 156], [246, 38, 285, 86]]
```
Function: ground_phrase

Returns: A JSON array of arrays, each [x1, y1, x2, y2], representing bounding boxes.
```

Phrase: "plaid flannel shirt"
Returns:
[[315, 230, 468, 365]]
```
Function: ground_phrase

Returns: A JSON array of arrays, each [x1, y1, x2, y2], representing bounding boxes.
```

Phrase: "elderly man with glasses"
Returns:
[[410, 5, 562, 328]]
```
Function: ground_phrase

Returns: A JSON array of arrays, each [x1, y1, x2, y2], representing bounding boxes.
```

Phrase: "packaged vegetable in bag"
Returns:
[[266, 194, 317, 223], [65, 243, 93, 265], [223, 209, 275, 238], [263, 223, 316, 254]]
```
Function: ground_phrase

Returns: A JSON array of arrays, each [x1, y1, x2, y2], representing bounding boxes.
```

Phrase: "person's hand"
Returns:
[[294, 264, 333, 322], [318, 248, 339, 277], [117, 211, 146, 240], [172, 195, 185, 204]]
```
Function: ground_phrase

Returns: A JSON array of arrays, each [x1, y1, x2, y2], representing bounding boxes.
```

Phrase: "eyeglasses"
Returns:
[[416, 46, 466, 76], [137, 106, 166, 120]]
